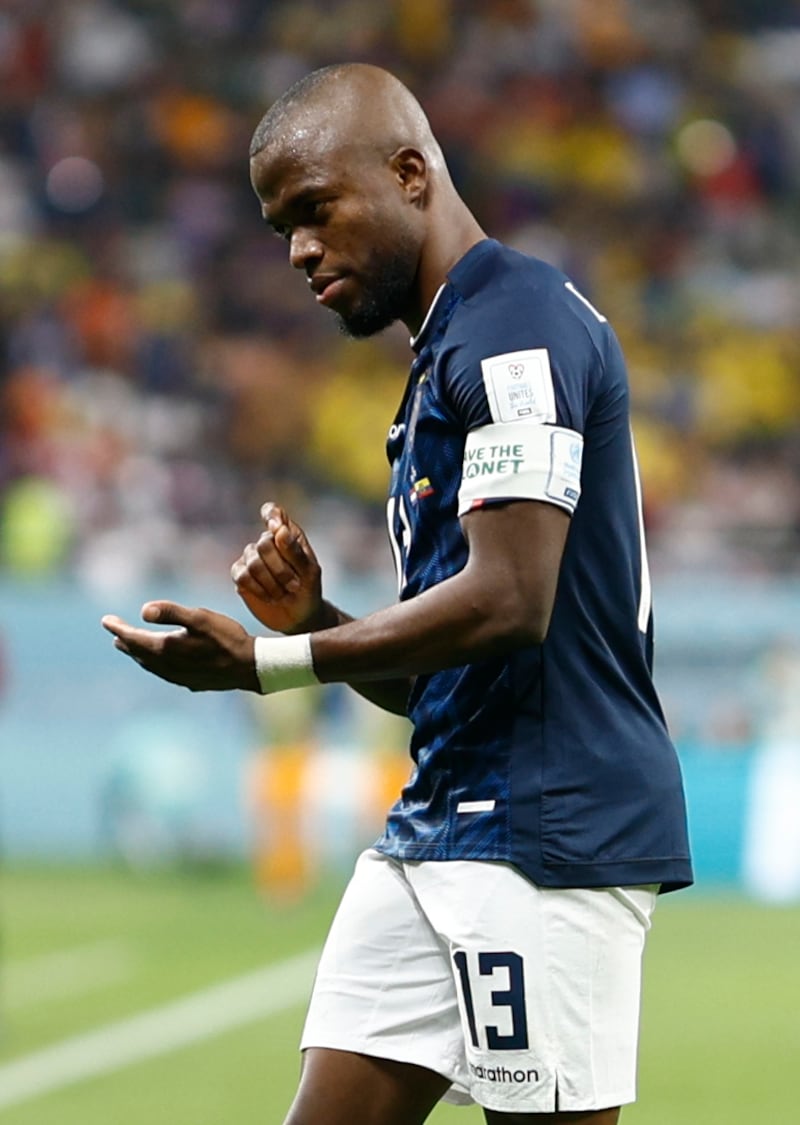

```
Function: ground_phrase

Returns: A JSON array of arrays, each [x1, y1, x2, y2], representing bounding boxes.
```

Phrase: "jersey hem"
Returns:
[[373, 841, 693, 893], [528, 858, 694, 894]]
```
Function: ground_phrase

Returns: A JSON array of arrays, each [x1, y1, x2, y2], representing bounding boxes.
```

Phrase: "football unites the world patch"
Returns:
[[480, 348, 556, 425]]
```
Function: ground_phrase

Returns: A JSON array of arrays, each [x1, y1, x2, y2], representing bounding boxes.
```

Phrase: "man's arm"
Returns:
[[310, 499, 569, 682], [277, 598, 413, 716], [101, 500, 570, 694]]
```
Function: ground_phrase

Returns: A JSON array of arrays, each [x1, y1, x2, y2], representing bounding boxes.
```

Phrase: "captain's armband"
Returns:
[[457, 422, 583, 516]]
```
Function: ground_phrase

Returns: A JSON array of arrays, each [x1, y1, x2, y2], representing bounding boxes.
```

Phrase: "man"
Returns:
[[103, 63, 692, 1124]]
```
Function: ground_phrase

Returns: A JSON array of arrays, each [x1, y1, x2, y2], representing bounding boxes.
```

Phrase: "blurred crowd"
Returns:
[[2, 0, 800, 591]]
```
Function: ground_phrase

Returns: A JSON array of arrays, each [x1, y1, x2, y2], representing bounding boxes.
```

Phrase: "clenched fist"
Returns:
[[231, 502, 323, 635]]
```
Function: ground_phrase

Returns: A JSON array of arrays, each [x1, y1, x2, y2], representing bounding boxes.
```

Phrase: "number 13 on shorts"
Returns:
[[453, 949, 530, 1051]]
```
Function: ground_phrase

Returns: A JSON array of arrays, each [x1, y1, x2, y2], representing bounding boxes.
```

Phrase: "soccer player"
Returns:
[[102, 63, 692, 1124]]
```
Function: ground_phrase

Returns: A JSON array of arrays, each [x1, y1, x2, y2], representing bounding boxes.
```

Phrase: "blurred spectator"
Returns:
[[2, 0, 800, 591]]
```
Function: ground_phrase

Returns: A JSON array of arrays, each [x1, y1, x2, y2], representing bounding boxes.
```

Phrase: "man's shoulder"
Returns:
[[448, 238, 567, 305], [439, 240, 605, 378]]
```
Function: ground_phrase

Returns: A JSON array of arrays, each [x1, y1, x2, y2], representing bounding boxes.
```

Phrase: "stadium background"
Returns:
[[1, 1, 799, 1122]]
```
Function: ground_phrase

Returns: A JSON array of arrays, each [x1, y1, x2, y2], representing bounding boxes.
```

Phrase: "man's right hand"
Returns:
[[231, 502, 324, 635]]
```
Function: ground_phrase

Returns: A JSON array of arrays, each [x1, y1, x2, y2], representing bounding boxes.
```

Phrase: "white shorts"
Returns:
[[300, 849, 657, 1113]]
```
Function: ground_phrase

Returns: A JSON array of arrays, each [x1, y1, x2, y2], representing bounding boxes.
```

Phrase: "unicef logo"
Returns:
[[569, 442, 581, 464], [508, 363, 525, 379]]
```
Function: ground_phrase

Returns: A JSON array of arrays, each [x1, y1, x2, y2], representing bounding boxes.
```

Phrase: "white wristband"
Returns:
[[253, 633, 318, 695]]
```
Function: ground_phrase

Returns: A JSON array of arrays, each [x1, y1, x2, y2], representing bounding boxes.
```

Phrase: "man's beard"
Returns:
[[334, 241, 418, 339]]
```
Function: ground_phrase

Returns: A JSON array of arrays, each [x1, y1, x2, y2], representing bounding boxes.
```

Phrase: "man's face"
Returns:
[[251, 142, 422, 338]]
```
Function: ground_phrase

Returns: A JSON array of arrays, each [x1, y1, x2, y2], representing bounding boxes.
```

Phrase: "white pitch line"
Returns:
[[5, 940, 139, 1010], [0, 948, 319, 1111]]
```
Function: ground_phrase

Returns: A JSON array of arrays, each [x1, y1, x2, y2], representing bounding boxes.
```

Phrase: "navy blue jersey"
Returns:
[[375, 239, 692, 893]]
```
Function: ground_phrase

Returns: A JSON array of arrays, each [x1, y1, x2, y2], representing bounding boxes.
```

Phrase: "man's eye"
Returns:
[[305, 200, 327, 221]]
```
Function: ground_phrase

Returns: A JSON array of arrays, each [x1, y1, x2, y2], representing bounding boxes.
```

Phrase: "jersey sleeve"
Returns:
[[443, 281, 601, 518]]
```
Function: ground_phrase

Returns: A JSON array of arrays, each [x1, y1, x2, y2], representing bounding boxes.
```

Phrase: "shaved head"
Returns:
[[249, 63, 446, 175], [249, 64, 485, 336]]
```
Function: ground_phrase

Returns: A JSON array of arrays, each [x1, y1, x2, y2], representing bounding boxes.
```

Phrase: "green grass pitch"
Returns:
[[0, 865, 797, 1123]]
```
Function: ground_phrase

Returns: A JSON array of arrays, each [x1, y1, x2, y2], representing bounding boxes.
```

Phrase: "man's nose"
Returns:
[[289, 229, 323, 271]]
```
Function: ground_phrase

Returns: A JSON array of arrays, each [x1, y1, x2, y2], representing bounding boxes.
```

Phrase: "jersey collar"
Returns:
[[410, 283, 447, 351], [410, 238, 500, 352]]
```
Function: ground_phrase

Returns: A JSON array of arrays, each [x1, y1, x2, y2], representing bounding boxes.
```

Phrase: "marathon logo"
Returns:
[[469, 1063, 540, 1084]]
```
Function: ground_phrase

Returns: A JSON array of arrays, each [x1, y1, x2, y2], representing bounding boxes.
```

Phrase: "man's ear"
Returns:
[[390, 147, 428, 205]]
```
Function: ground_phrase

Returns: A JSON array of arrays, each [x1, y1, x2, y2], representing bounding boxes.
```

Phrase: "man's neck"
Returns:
[[405, 206, 486, 336]]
